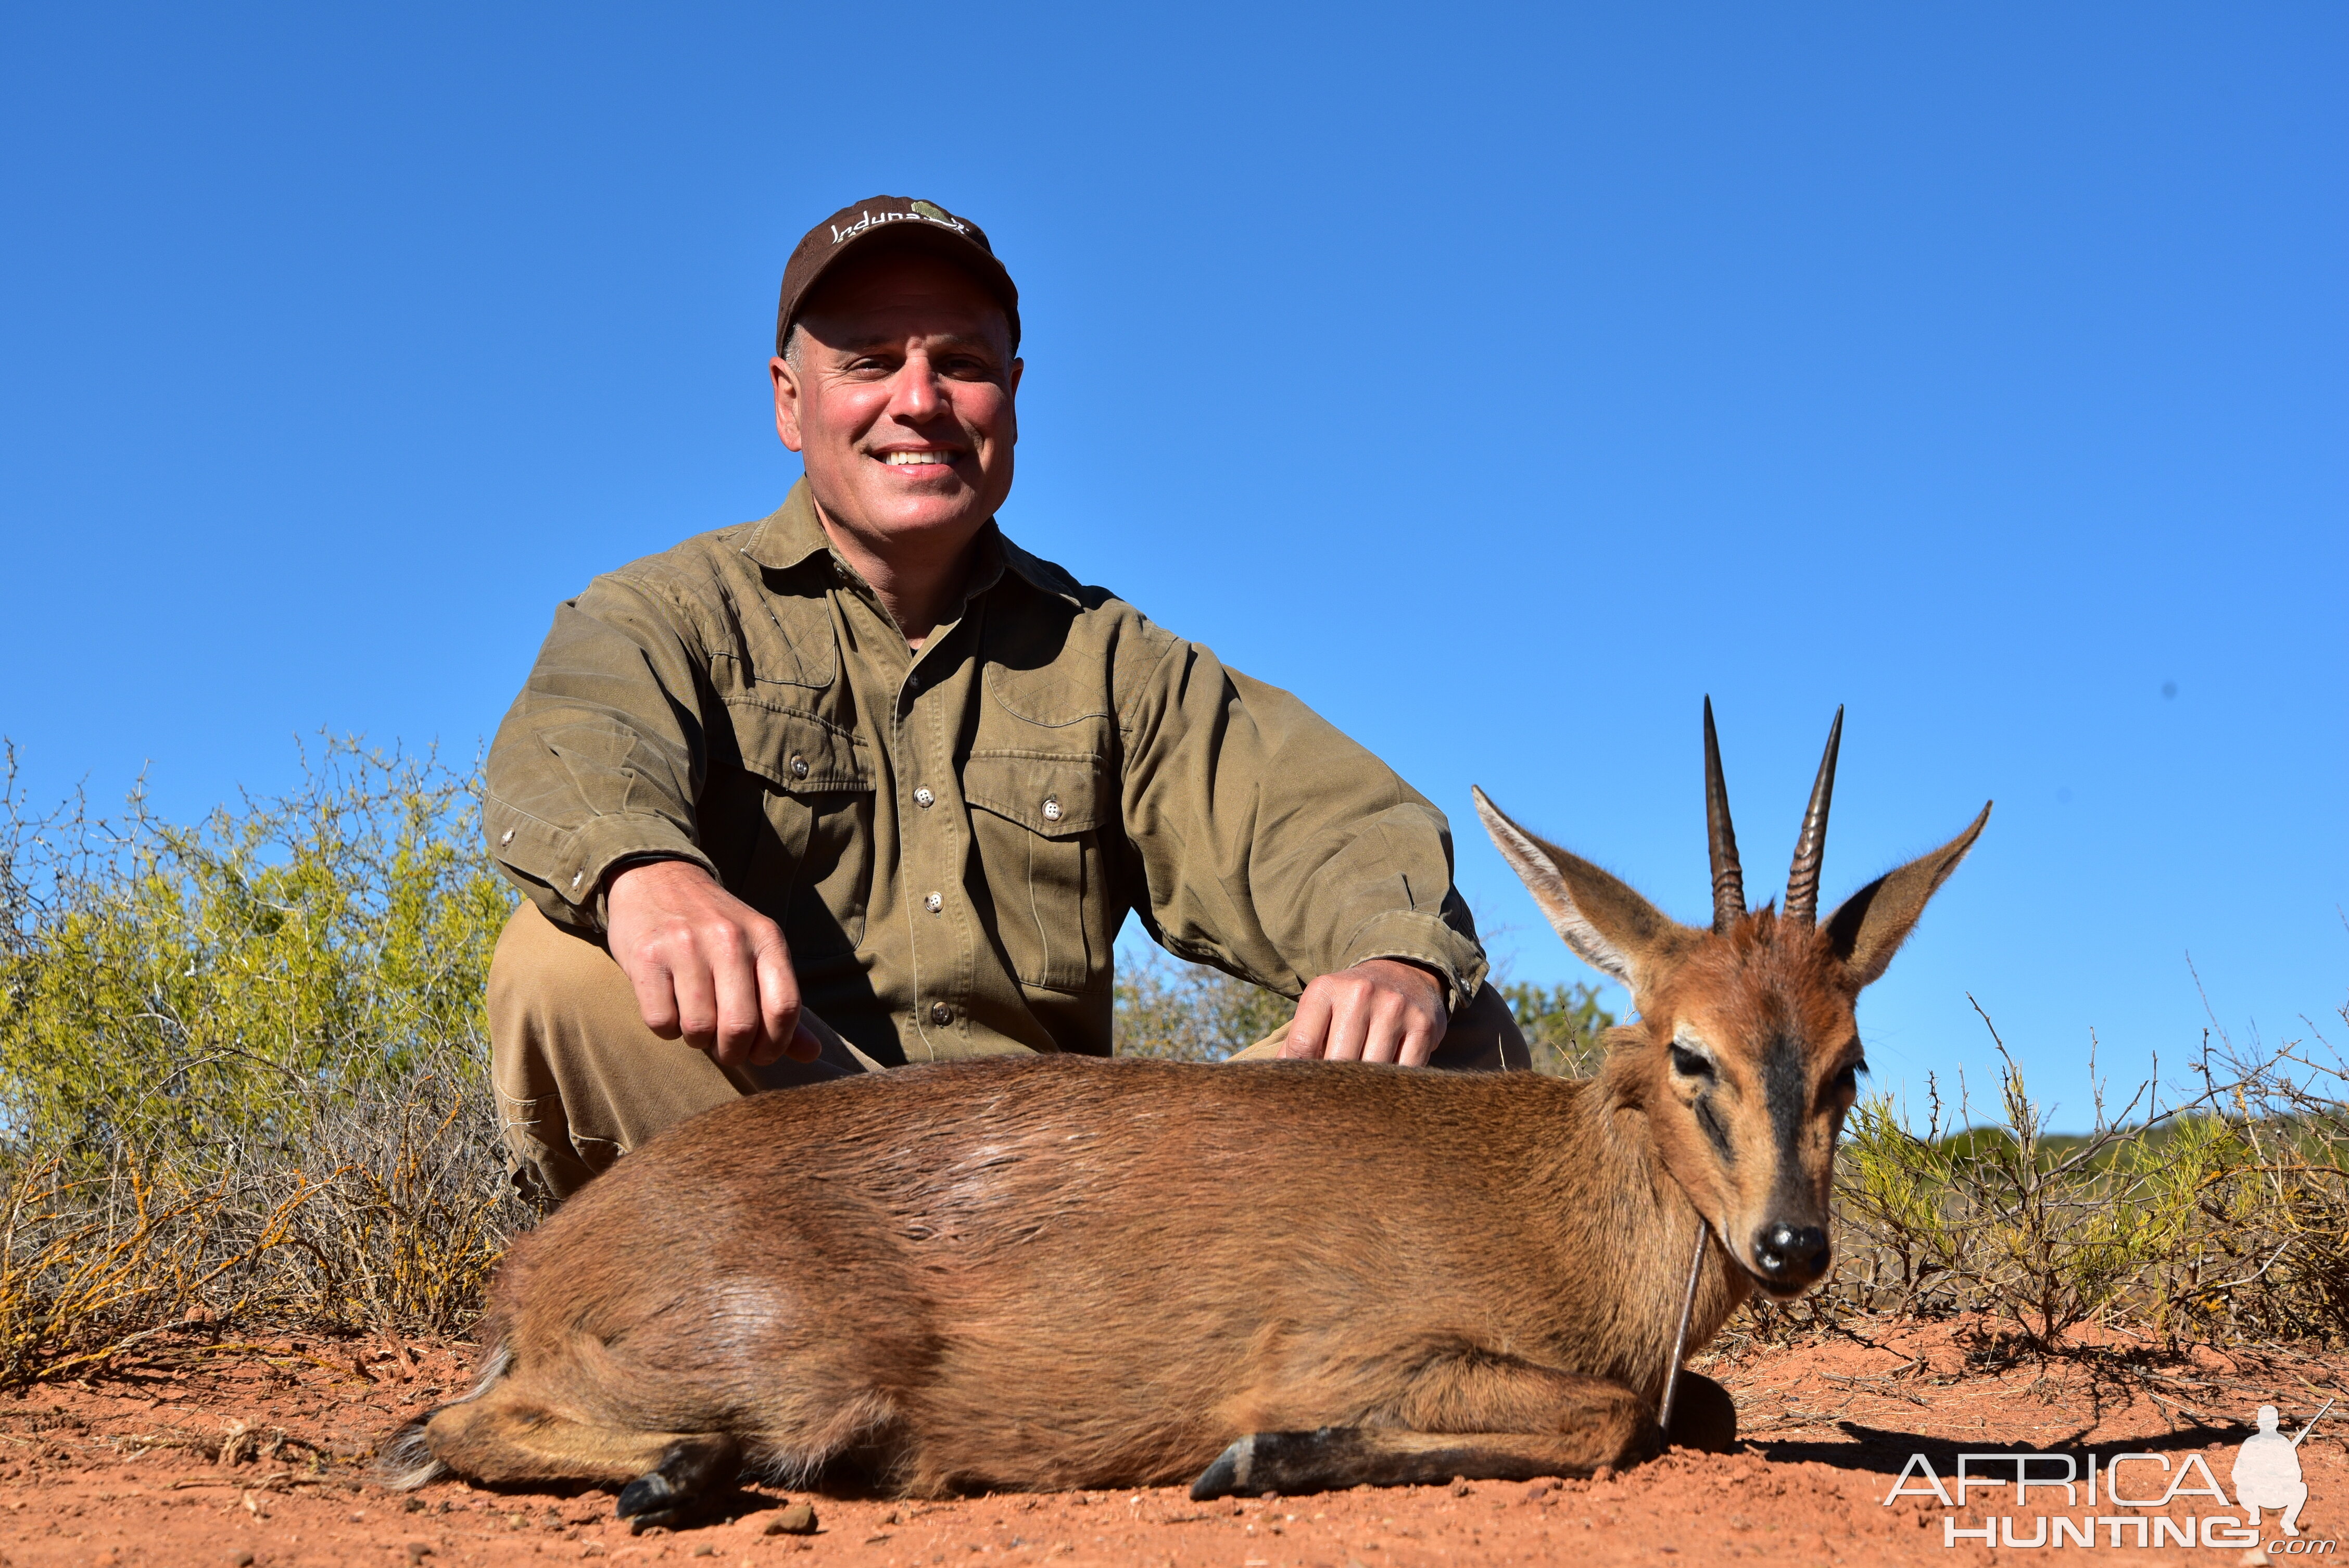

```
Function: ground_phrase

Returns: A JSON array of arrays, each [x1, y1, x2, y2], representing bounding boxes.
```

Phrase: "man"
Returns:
[[485, 196, 1526, 1199]]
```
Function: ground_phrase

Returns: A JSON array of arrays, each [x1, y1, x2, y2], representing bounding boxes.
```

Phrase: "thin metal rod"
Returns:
[[2291, 1398, 2335, 1449], [1657, 1220, 1709, 1440]]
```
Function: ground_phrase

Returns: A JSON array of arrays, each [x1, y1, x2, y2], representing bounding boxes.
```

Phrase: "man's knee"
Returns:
[[489, 900, 636, 1036], [487, 901, 735, 1199], [1434, 983, 1532, 1072], [486, 901, 876, 1202]]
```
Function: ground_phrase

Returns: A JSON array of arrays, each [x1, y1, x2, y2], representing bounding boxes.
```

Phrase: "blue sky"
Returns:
[[3, 4, 2342, 1128]]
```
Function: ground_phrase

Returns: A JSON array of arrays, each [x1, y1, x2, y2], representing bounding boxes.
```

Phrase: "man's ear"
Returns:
[[1472, 786, 1697, 995], [771, 355, 805, 453], [1823, 803, 1992, 988]]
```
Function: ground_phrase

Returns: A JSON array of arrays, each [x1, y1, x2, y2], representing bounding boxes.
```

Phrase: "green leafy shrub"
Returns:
[[0, 739, 528, 1377], [1501, 980, 1616, 1077], [0, 738, 510, 1154]]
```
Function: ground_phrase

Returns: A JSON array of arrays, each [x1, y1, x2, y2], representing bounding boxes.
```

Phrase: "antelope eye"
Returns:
[[1669, 1044, 1713, 1080], [1832, 1060, 1866, 1096]]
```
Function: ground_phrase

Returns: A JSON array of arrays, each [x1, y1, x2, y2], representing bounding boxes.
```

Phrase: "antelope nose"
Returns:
[[1753, 1221, 1830, 1282]]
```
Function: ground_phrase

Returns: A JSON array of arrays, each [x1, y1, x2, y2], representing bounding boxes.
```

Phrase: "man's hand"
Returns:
[[603, 859, 821, 1070], [1282, 958, 1450, 1066]]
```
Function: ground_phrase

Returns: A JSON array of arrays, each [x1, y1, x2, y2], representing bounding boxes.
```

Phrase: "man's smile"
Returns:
[[877, 448, 962, 471]]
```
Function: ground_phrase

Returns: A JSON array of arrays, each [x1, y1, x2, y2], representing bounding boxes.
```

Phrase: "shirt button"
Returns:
[[924, 892, 943, 914], [1041, 796, 1063, 822], [929, 1002, 954, 1026], [499, 829, 514, 846], [913, 787, 935, 808], [789, 755, 810, 778]]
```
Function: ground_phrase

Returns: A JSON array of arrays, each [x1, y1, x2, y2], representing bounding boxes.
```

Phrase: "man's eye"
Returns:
[[1669, 1044, 1713, 1079]]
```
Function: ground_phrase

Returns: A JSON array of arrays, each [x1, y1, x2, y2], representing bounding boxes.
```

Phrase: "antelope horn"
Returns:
[[1784, 705, 1844, 928], [1702, 697, 1745, 933]]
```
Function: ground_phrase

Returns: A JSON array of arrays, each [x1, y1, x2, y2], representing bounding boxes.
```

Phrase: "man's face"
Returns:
[[771, 250, 1021, 551]]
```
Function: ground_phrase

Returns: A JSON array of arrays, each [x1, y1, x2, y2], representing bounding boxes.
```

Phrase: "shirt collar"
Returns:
[[740, 479, 839, 573]]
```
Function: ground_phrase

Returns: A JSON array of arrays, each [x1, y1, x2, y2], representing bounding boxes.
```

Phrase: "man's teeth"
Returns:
[[884, 451, 954, 465]]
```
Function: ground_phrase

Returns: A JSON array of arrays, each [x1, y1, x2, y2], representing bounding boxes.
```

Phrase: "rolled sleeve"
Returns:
[[484, 577, 718, 930], [1333, 910, 1491, 1017]]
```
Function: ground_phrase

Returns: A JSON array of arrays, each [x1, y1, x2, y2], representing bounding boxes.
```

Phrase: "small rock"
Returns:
[[1591, 1465, 1615, 1485], [405, 1543, 435, 1563], [764, 1501, 819, 1536], [230, 1554, 256, 1567], [582, 1544, 608, 1558], [690, 1547, 715, 1559]]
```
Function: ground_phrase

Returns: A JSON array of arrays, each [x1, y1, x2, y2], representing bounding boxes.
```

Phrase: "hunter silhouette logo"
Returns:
[[2236, 1400, 2328, 1538]]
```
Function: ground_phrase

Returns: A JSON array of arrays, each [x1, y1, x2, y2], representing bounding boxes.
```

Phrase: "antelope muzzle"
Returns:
[[1749, 1218, 1832, 1292]]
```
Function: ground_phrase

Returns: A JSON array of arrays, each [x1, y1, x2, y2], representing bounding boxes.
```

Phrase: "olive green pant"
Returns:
[[490, 902, 1530, 1200]]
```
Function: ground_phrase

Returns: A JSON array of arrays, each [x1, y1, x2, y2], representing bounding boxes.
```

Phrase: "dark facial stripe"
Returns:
[[1695, 1094, 1736, 1164], [1763, 1032, 1808, 1166]]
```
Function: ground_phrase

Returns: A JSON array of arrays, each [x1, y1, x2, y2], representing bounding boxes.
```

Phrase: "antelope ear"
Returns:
[[1472, 787, 1695, 994], [1823, 803, 1992, 988]]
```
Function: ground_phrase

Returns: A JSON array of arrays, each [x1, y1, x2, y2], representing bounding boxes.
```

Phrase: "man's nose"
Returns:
[[888, 357, 944, 421]]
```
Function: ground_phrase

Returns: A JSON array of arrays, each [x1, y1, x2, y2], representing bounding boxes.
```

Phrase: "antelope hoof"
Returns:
[[1190, 1434, 1255, 1500], [1192, 1427, 1391, 1498], [1664, 1373, 1737, 1454], [615, 1435, 741, 1532]]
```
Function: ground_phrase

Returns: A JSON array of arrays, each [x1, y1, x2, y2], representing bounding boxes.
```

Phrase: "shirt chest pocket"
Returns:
[[712, 702, 875, 957], [962, 751, 1109, 994]]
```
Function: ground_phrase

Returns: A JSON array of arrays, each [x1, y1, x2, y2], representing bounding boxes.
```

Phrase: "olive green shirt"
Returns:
[[484, 480, 1488, 1067]]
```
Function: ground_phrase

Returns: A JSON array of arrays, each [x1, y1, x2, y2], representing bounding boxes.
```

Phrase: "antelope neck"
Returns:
[[1571, 1077, 1744, 1401]]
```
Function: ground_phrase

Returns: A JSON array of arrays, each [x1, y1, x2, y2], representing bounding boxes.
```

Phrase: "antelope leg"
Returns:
[[1664, 1371, 1737, 1453], [1192, 1423, 1658, 1500], [421, 1393, 740, 1525], [1197, 1358, 1665, 1499], [615, 1433, 743, 1530]]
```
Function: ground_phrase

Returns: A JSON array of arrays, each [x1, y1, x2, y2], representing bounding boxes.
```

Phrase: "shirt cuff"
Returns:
[[486, 802, 716, 930], [1335, 911, 1492, 1017]]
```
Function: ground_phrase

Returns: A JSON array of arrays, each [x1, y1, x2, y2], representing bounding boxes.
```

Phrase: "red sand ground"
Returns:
[[3, 1317, 2344, 1567]]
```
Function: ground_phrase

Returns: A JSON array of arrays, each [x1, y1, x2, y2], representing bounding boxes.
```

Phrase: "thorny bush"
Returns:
[[0, 739, 528, 1382], [1762, 995, 2349, 1356]]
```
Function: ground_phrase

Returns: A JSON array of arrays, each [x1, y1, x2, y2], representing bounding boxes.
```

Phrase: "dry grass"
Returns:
[[1748, 996, 2349, 1362], [0, 1054, 528, 1385]]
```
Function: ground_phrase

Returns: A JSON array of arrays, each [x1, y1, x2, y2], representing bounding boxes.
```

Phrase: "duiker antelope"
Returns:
[[389, 703, 1986, 1522]]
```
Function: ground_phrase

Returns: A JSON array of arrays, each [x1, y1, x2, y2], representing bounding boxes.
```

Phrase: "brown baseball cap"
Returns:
[[774, 196, 1020, 357]]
